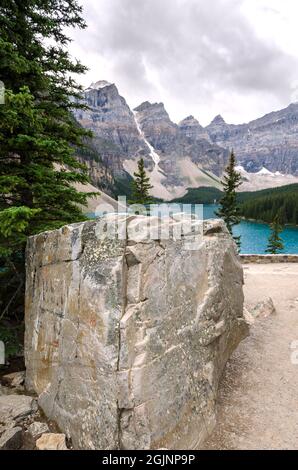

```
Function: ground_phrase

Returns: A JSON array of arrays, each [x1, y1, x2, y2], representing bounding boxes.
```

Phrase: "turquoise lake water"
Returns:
[[203, 204, 298, 254], [88, 204, 298, 254]]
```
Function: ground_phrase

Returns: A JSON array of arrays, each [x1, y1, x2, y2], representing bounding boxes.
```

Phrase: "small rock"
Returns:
[[0, 419, 15, 435], [251, 297, 276, 320], [0, 394, 38, 424], [243, 306, 256, 325], [36, 433, 68, 450], [28, 421, 49, 440], [24, 421, 50, 449], [0, 427, 23, 450], [2, 371, 25, 388], [0, 384, 10, 396]]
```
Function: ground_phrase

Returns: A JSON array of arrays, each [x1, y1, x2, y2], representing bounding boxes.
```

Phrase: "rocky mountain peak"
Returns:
[[205, 104, 298, 175], [74, 80, 228, 197], [179, 115, 212, 142], [134, 101, 173, 128], [210, 114, 226, 125], [73, 79, 298, 198], [133, 101, 152, 112], [82, 80, 124, 111], [205, 114, 228, 144], [73, 80, 151, 178], [179, 115, 201, 127], [86, 80, 113, 90], [134, 101, 170, 121]]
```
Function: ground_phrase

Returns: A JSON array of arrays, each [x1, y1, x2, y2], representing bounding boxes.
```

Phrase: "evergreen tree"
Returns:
[[266, 216, 284, 254], [0, 1, 94, 322], [239, 184, 298, 225], [216, 150, 242, 248], [129, 158, 153, 205]]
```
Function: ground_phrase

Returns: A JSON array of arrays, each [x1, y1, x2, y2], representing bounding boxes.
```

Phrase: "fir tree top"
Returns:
[[129, 158, 153, 206], [215, 150, 242, 248], [266, 215, 284, 254]]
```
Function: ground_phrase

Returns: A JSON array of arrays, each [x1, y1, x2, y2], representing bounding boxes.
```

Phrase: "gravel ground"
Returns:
[[203, 263, 298, 450]]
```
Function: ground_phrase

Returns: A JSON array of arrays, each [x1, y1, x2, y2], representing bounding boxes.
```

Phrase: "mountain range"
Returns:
[[74, 80, 298, 200]]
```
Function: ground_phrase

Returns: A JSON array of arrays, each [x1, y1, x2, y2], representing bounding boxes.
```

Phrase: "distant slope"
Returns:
[[113, 172, 133, 199], [74, 181, 127, 214], [239, 184, 298, 225], [237, 183, 298, 202], [74, 81, 228, 200], [170, 187, 223, 204], [206, 103, 298, 175], [77, 181, 297, 225], [74, 80, 298, 197], [235, 165, 298, 192], [75, 141, 115, 196], [171, 183, 298, 211]]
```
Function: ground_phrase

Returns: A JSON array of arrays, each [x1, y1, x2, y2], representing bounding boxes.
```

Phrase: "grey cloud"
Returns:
[[73, 0, 298, 124]]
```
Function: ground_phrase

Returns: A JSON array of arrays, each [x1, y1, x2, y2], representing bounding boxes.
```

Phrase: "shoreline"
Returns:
[[240, 216, 298, 229]]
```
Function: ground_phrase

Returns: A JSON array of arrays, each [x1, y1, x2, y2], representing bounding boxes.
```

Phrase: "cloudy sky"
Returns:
[[69, 0, 298, 126]]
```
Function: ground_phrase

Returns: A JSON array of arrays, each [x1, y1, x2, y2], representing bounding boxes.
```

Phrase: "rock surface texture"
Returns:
[[0, 394, 37, 424], [25, 215, 248, 450], [0, 427, 22, 450], [74, 81, 152, 178], [206, 104, 298, 175], [36, 433, 68, 451]]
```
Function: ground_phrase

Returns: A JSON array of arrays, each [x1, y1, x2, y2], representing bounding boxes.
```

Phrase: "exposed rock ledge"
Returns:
[[25, 215, 248, 449]]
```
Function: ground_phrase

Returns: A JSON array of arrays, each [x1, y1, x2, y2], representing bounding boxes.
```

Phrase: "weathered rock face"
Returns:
[[0, 394, 38, 425], [0, 427, 22, 450], [75, 140, 115, 196], [206, 104, 298, 175], [179, 115, 212, 143], [74, 81, 152, 178], [134, 101, 228, 178], [74, 82, 227, 199], [25, 215, 248, 450], [134, 101, 178, 152], [73, 80, 298, 198]]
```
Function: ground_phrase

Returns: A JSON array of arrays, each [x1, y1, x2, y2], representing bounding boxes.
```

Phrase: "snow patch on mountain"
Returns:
[[87, 80, 112, 91], [235, 165, 249, 175], [256, 167, 274, 176], [132, 110, 174, 198], [133, 111, 160, 166], [233, 165, 298, 191]]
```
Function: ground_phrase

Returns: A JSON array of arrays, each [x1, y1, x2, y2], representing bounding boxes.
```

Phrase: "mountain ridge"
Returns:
[[73, 81, 298, 199], [205, 102, 298, 175]]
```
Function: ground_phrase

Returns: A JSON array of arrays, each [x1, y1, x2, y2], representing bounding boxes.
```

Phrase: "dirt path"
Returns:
[[203, 263, 298, 450]]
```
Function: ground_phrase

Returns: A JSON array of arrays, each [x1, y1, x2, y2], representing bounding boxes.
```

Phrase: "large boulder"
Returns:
[[25, 215, 248, 449]]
